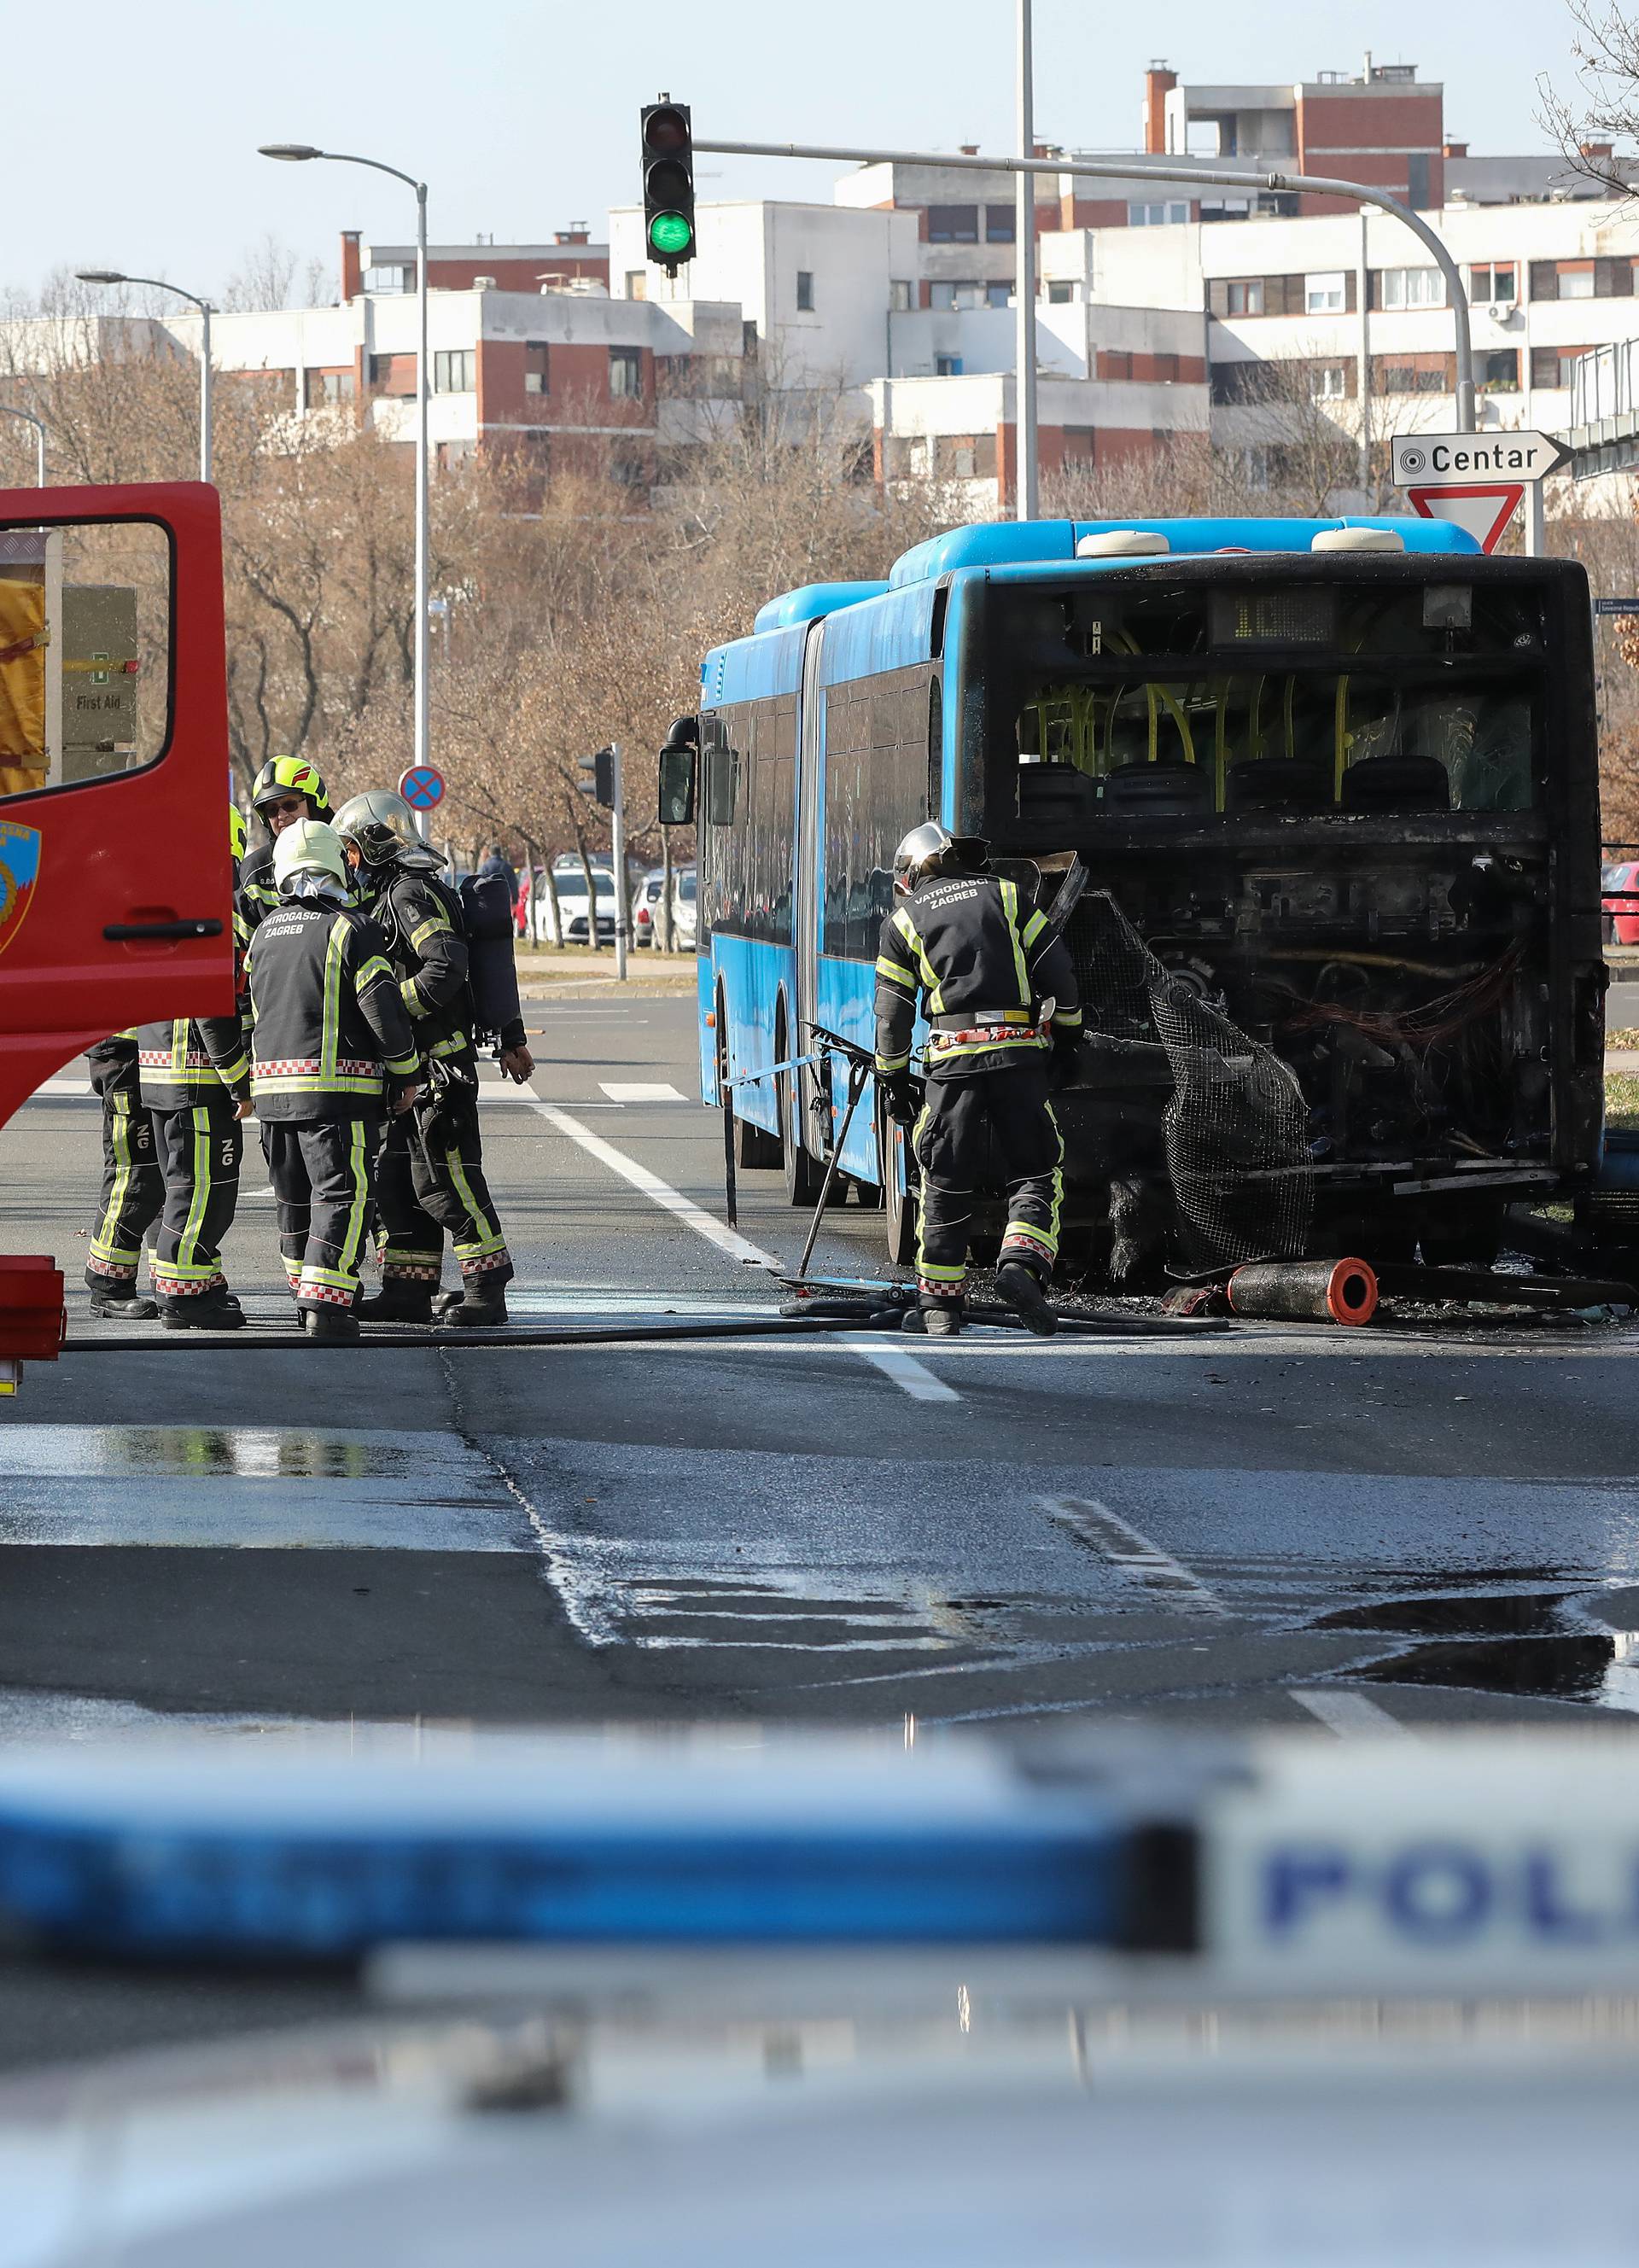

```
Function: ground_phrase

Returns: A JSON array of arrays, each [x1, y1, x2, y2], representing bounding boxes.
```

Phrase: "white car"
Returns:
[[633, 866, 697, 950], [530, 861, 616, 946]]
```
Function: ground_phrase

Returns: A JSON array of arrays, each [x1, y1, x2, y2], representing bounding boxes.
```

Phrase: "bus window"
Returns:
[[0, 522, 171, 800], [823, 665, 936, 959]]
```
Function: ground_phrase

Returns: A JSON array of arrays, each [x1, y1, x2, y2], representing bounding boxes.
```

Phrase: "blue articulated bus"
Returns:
[[659, 516, 1604, 1276]]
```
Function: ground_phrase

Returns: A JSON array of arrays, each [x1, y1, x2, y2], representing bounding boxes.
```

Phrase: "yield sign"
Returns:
[[1404, 483, 1525, 554]]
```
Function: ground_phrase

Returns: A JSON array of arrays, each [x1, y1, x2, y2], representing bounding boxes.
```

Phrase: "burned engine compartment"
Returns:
[[956, 553, 1603, 1264]]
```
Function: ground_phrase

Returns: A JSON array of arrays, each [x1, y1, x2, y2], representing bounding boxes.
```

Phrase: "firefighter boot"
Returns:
[[300, 1304, 361, 1344], [159, 1288, 246, 1332], [919, 1301, 963, 1338], [356, 1281, 436, 1325], [440, 1279, 510, 1328], [995, 1258, 1058, 1338], [87, 1286, 159, 1322]]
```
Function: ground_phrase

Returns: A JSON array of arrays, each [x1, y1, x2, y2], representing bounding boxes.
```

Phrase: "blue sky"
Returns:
[[22, 0, 1594, 301]]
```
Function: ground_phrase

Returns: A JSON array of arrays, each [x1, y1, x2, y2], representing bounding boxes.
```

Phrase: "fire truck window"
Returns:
[[0, 521, 171, 801]]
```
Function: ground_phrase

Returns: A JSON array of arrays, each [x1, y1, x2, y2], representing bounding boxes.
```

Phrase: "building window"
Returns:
[[1310, 362, 1348, 401], [1129, 201, 1189, 226], [926, 204, 979, 242], [368, 352, 417, 395], [609, 347, 644, 399], [1479, 349, 1520, 392], [1226, 279, 1265, 316], [304, 367, 355, 407], [984, 205, 1016, 242], [1559, 262, 1596, 300], [1304, 271, 1348, 313], [610, 452, 650, 487], [1374, 358, 1447, 394], [929, 281, 984, 311], [433, 349, 475, 394], [796, 270, 814, 312], [1047, 280, 1076, 304], [1531, 345, 1589, 388], [362, 264, 412, 294], [1379, 266, 1445, 309], [935, 353, 964, 376], [625, 270, 648, 300], [524, 341, 550, 396], [889, 279, 915, 312], [986, 282, 1012, 309], [1468, 262, 1517, 303], [936, 435, 978, 478]]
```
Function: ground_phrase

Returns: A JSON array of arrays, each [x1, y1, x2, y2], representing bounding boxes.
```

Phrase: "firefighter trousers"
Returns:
[[262, 1115, 380, 1311], [87, 1063, 163, 1291], [913, 1058, 1064, 1306], [376, 1079, 512, 1289], [151, 1101, 242, 1303]]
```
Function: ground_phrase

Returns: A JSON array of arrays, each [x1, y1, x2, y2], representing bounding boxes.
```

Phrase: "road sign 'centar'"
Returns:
[[641, 100, 696, 276]]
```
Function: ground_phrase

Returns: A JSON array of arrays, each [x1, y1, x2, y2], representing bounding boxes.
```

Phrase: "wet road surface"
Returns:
[[4, 987, 1638, 1745]]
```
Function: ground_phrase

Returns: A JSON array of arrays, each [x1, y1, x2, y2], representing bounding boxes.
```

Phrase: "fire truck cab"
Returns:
[[0, 482, 236, 1385]]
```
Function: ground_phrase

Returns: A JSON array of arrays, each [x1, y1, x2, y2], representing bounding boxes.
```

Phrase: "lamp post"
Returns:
[[1014, 0, 1038, 521], [0, 407, 46, 487], [76, 271, 213, 481], [260, 142, 431, 791]]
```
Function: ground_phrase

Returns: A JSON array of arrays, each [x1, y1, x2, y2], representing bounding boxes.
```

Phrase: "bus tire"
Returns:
[[717, 988, 779, 1168], [777, 1014, 823, 1206], [884, 1120, 918, 1266]]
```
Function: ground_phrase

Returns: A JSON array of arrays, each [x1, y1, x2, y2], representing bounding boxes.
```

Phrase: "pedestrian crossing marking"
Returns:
[[598, 1082, 685, 1102]]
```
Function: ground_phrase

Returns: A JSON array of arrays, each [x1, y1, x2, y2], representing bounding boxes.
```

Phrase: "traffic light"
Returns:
[[578, 747, 617, 808], [641, 97, 696, 276]]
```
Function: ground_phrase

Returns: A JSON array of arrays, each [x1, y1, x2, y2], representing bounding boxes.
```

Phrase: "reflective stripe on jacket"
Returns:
[[135, 1017, 251, 1112], [246, 899, 420, 1121], [873, 870, 1082, 1079]]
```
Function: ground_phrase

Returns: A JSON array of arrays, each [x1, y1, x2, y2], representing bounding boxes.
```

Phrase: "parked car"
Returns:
[[633, 866, 697, 949], [1603, 860, 1639, 947], [528, 860, 616, 946]]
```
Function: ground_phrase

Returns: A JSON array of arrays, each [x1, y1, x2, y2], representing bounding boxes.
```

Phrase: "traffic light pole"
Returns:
[[610, 743, 628, 983], [692, 136, 1479, 482]]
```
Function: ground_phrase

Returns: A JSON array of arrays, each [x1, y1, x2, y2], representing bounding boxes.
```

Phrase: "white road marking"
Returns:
[[838, 1334, 960, 1403], [1040, 1495, 1228, 1616], [600, 1082, 685, 1102], [1290, 1687, 1414, 1738], [514, 1096, 779, 1268]]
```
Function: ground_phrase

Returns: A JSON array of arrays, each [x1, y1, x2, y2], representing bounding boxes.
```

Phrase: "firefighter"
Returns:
[[244, 819, 421, 1343], [239, 755, 332, 936], [83, 1029, 163, 1319], [136, 941, 254, 1332], [331, 790, 533, 1327], [874, 824, 1084, 1339]]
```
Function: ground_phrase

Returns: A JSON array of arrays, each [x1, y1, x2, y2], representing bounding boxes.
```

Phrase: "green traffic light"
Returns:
[[649, 212, 694, 259]]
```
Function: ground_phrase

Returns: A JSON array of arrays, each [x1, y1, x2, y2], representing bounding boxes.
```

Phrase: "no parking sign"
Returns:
[[398, 765, 446, 812]]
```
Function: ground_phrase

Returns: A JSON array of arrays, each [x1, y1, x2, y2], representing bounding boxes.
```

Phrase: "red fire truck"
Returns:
[[0, 482, 236, 1387]]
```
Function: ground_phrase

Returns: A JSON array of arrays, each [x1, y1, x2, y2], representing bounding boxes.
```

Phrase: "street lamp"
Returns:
[[0, 406, 46, 487], [259, 141, 432, 794], [75, 271, 213, 482]]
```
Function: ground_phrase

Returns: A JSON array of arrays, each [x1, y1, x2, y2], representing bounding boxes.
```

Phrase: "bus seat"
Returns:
[[1340, 754, 1450, 813], [1017, 764, 1099, 830], [1100, 760, 1214, 818], [1224, 758, 1333, 813]]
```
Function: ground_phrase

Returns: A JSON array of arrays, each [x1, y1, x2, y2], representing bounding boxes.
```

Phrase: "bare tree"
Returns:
[[1541, 4, 1639, 194]]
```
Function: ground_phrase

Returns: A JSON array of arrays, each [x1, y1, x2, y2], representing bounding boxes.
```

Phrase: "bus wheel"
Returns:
[[884, 1120, 918, 1266], [779, 1060, 823, 1206], [717, 991, 779, 1168]]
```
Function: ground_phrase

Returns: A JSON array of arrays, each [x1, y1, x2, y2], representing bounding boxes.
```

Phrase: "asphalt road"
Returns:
[[5, 985, 1636, 1747], [1, 984, 1638, 2068]]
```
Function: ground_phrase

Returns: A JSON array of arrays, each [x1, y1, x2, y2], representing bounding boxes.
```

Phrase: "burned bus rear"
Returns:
[[955, 547, 1601, 1269]]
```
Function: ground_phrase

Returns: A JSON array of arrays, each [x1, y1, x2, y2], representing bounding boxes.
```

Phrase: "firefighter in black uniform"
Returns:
[[84, 1029, 163, 1318], [331, 790, 533, 1327], [136, 969, 254, 1332], [874, 824, 1084, 1339], [244, 819, 421, 1343], [239, 755, 333, 937]]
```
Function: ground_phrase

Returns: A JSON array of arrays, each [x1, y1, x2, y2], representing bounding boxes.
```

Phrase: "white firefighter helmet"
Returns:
[[272, 818, 350, 894], [892, 822, 989, 895], [332, 789, 443, 875]]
